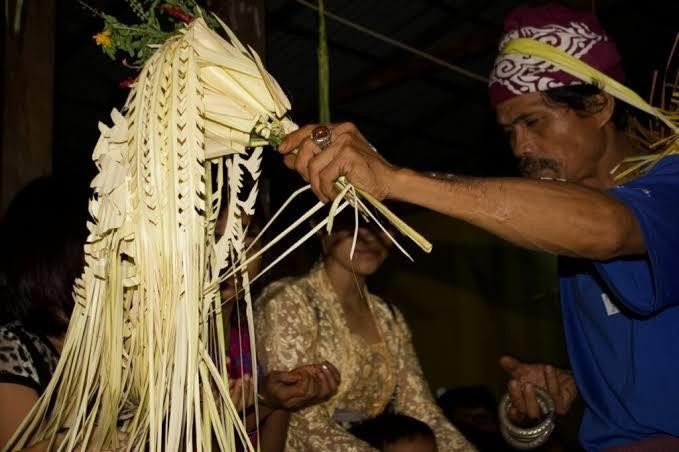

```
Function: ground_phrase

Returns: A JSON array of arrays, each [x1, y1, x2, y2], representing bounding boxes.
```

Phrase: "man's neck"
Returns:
[[584, 127, 639, 189]]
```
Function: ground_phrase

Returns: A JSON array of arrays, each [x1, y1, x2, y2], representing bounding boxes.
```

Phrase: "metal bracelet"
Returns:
[[498, 386, 556, 450]]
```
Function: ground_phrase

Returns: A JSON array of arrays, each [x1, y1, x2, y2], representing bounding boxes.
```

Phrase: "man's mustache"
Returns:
[[517, 156, 561, 177]]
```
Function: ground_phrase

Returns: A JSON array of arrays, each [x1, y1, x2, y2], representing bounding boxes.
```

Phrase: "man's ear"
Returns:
[[595, 92, 615, 128]]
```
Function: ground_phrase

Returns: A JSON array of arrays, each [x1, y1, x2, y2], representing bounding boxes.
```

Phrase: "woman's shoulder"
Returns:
[[0, 322, 32, 361], [255, 273, 317, 314]]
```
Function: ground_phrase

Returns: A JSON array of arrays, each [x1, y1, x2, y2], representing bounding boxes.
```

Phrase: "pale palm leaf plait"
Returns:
[[6, 16, 430, 452]]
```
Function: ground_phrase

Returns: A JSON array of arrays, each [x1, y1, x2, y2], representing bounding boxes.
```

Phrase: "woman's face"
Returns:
[[216, 211, 263, 303], [322, 222, 392, 277]]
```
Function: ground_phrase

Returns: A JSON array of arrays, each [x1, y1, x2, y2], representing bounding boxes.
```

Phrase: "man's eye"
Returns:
[[524, 117, 539, 127]]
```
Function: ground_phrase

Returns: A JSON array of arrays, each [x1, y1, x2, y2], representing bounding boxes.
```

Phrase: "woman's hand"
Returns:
[[260, 361, 341, 411], [229, 375, 257, 412], [500, 355, 578, 422]]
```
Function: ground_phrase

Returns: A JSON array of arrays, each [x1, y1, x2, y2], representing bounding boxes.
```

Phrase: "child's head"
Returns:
[[350, 413, 438, 452], [384, 434, 437, 452]]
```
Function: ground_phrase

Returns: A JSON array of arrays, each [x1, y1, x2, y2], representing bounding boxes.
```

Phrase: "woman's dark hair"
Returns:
[[349, 413, 436, 448], [542, 83, 629, 130], [0, 176, 89, 337]]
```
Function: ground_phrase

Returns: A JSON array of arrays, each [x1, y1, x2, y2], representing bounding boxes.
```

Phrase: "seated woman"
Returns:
[[254, 211, 473, 451], [0, 176, 89, 449]]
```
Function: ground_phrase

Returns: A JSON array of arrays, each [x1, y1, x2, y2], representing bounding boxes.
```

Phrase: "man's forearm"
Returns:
[[389, 168, 645, 259]]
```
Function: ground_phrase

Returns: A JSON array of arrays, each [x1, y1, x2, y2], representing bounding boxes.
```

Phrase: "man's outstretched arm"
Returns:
[[279, 122, 644, 260]]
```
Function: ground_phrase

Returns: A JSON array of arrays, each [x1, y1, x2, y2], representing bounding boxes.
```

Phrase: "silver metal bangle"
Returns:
[[498, 386, 556, 450]]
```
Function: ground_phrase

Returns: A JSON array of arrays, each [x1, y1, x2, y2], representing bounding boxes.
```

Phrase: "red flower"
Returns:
[[119, 77, 136, 89], [160, 5, 193, 24]]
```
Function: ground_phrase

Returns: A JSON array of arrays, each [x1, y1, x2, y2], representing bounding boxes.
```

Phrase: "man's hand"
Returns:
[[260, 361, 341, 411], [499, 355, 577, 422], [278, 123, 398, 203]]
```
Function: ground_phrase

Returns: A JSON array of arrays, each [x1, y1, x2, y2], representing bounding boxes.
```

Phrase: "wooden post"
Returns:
[[208, 0, 266, 58], [1, 0, 56, 214]]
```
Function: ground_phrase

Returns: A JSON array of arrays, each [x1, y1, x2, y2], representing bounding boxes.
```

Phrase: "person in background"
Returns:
[[0, 177, 338, 451], [0, 176, 89, 450], [350, 413, 439, 452], [214, 203, 341, 451], [437, 386, 509, 451], [277, 3, 679, 450], [255, 210, 473, 451]]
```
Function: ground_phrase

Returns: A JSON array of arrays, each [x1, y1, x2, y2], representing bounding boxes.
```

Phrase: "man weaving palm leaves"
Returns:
[[279, 3, 679, 451]]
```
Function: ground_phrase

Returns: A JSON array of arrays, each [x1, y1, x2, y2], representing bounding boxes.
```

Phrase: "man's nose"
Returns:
[[512, 126, 536, 156]]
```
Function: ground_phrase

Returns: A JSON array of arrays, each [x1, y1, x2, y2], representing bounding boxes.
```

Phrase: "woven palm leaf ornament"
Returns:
[[5, 4, 430, 452]]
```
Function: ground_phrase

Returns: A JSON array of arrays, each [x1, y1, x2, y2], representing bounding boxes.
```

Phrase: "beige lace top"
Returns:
[[254, 262, 474, 451]]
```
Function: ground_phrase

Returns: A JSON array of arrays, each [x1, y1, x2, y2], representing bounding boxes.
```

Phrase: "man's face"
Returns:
[[496, 92, 606, 185]]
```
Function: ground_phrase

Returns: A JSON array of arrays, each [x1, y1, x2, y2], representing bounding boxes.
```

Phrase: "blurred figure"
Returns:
[[214, 204, 341, 451], [350, 413, 438, 452], [438, 386, 509, 451], [0, 176, 89, 449]]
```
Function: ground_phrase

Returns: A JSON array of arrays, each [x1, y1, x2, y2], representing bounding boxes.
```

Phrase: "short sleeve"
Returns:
[[595, 156, 679, 315], [0, 325, 41, 392]]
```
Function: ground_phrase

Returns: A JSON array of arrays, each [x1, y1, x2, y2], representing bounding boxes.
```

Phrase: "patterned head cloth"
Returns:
[[488, 2, 624, 107]]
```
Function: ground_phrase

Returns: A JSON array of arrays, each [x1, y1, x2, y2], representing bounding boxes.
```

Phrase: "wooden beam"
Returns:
[[293, 29, 497, 116], [1, 0, 56, 214], [208, 0, 266, 58]]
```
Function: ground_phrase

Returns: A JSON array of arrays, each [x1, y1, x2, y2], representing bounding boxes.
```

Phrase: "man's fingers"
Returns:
[[544, 365, 563, 411], [331, 122, 364, 141], [507, 380, 526, 417], [278, 124, 317, 154], [282, 153, 296, 170], [318, 154, 350, 202], [308, 148, 340, 202], [500, 355, 522, 377], [293, 137, 317, 182], [507, 381, 546, 420], [523, 383, 542, 419]]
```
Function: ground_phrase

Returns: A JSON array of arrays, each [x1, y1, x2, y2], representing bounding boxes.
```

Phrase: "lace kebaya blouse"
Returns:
[[254, 262, 474, 451]]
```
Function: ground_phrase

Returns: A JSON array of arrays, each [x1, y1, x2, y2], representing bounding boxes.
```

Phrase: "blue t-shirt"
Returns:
[[559, 155, 679, 451]]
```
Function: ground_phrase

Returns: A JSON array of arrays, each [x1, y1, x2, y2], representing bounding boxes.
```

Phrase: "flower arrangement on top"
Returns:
[[5, 1, 430, 451], [91, 1, 209, 61]]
